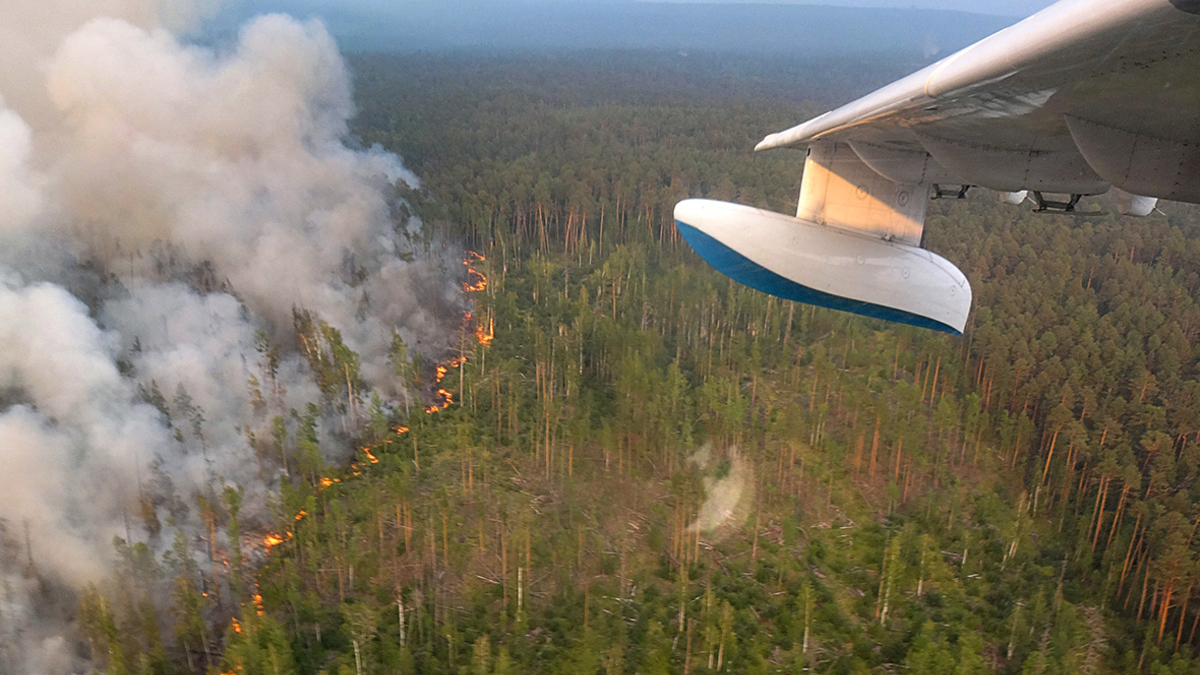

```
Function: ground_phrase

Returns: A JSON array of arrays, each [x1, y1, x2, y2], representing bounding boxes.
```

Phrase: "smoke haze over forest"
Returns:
[[0, 1, 458, 670]]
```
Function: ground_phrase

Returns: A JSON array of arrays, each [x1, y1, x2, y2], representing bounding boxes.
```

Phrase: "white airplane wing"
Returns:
[[675, 0, 1200, 335]]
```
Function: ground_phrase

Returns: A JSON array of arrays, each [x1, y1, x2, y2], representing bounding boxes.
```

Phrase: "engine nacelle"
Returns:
[[674, 199, 971, 335]]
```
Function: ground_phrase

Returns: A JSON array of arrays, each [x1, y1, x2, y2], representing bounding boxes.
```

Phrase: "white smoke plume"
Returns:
[[0, 3, 456, 672], [0, 106, 42, 233]]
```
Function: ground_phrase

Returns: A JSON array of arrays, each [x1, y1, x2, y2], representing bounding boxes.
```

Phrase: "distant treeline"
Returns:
[[202, 1, 1012, 58]]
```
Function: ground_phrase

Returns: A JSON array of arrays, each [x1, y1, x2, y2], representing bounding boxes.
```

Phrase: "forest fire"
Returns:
[[476, 315, 495, 347], [464, 274, 487, 293], [422, 251, 494, 415], [424, 388, 455, 414], [259, 251, 490, 562], [438, 356, 467, 383], [425, 354, 467, 413], [464, 253, 492, 347], [464, 250, 488, 292]]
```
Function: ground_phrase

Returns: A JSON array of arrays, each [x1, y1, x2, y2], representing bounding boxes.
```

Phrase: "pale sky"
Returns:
[[341, 0, 1058, 19], [647, 1, 1055, 17]]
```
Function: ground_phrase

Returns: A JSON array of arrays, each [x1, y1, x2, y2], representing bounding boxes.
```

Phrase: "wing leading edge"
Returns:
[[756, 0, 1200, 202]]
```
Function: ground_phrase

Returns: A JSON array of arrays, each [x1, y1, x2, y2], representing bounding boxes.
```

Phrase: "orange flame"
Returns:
[[424, 387, 455, 414], [475, 316, 494, 347], [264, 534, 285, 548], [253, 593, 264, 616], [231, 618, 242, 634], [463, 251, 489, 292], [267, 250, 491, 532], [463, 273, 487, 293]]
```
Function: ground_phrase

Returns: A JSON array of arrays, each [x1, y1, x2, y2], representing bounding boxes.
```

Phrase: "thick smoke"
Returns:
[[0, 4, 455, 672], [0, 107, 42, 233]]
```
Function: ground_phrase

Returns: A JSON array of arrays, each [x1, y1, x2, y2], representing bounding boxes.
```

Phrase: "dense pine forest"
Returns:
[[66, 51, 1200, 674]]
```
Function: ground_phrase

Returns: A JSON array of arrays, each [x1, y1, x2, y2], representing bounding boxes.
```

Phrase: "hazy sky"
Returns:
[[650, 1, 1056, 16], [335, 0, 1058, 19], [217, 1, 1049, 54]]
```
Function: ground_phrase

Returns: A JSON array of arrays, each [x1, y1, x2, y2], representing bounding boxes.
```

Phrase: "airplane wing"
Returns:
[[755, 0, 1200, 203], [675, 0, 1200, 335]]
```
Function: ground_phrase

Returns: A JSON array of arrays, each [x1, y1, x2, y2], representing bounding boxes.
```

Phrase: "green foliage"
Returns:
[[222, 614, 298, 675], [83, 50, 1200, 675]]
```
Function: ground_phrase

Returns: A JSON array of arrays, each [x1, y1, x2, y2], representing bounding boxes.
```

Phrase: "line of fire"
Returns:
[[260, 250, 492, 555]]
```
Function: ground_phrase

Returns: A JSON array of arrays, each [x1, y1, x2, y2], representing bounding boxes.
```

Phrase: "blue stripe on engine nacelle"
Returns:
[[675, 220, 961, 336]]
